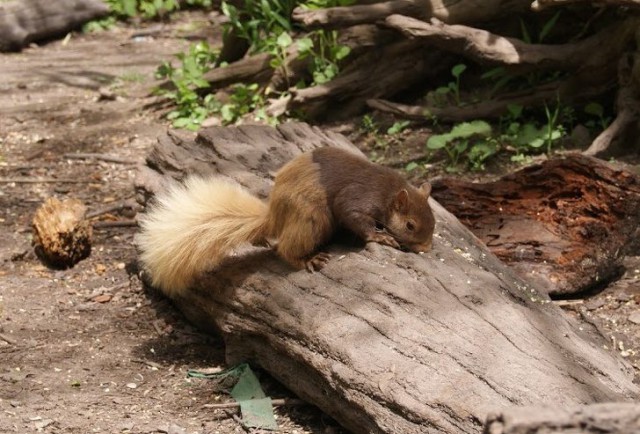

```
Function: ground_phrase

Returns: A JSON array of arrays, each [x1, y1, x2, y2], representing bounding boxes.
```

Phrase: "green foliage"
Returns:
[[495, 101, 565, 162], [221, 0, 295, 54], [155, 42, 274, 129], [426, 120, 493, 171], [360, 114, 378, 134], [297, 31, 350, 85], [155, 42, 220, 130], [431, 63, 467, 106], [84, 0, 212, 31], [221, 0, 351, 87], [584, 102, 610, 131], [387, 120, 410, 135]]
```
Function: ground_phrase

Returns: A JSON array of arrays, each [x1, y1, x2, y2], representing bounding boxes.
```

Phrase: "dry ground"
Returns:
[[0, 14, 341, 434], [1, 11, 639, 434]]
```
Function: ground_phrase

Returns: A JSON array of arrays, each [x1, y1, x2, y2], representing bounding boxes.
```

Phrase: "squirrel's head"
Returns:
[[386, 182, 435, 253]]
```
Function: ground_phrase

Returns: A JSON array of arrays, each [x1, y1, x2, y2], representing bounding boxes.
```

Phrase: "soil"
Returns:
[[1, 10, 639, 434]]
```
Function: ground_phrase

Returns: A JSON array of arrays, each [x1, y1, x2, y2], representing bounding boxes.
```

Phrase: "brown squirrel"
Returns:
[[137, 147, 435, 297]]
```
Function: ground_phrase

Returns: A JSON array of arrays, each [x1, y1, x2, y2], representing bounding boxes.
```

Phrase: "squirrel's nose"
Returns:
[[409, 240, 432, 254]]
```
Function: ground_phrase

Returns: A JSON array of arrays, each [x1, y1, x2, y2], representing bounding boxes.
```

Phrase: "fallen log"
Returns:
[[484, 402, 640, 434], [292, 0, 531, 30], [135, 123, 638, 434], [0, 0, 109, 52], [382, 15, 638, 73], [431, 153, 640, 296], [584, 52, 640, 157]]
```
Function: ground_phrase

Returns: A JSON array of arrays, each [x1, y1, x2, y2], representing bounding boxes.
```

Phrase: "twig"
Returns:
[[532, 0, 640, 11], [87, 199, 137, 219], [92, 220, 138, 229], [0, 178, 97, 184], [63, 153, 139, 165], [204, 398, 306, 410], [131, 359, 163, 369], [0, 333, 18, 345], [553, 300, 584, 307]]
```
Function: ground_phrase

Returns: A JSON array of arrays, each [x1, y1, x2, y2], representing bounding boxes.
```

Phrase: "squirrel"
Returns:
[[137, 147, 436, 298]]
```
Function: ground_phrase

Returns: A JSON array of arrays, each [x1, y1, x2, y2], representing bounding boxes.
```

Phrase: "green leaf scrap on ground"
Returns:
[[188, 364, 278, 430]]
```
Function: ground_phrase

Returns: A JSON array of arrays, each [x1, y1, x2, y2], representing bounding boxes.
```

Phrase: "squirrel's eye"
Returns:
[[406, 221, 415, 231]]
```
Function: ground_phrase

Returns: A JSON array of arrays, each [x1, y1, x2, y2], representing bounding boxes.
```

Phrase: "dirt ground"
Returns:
[[1, 11, 639, 434]]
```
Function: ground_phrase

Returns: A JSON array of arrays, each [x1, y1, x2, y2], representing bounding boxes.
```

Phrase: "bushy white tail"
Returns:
[[137, 176, 268, 297]]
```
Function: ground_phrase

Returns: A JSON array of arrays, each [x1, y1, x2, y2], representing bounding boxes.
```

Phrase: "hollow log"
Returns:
[[0, 0, 109, 52], [431, 153, 640, 296], [135, 123, 638, 434]]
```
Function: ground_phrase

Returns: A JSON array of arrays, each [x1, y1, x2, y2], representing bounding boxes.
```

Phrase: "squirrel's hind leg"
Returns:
[[275, 212, 333, 272]]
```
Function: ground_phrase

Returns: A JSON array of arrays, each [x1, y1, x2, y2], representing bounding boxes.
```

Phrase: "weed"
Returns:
[[155, 42, 219, 130], [432, 64, 467, 106], [297, 31, 350, 85], [584, 102, 610, 131], [426, 120, 493, 171], [387, 120, 410, 135]]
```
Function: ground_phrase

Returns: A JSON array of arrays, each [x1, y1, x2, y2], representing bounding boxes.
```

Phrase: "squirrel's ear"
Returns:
[[394, 189, 409, 213], [419, 182, 432, 197]]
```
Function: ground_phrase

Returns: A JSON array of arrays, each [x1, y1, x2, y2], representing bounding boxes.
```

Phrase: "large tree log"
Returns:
[[431, 154, 640, 296], [135, 123, 638, 434], [484, 402, 640, 433], [292, 0, 532, 30], [0, 0, 109, 52]]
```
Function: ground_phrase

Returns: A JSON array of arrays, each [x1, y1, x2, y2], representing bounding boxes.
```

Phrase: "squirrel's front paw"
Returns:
[[366, 232, 401, 249], [305, 252, 331, 272]]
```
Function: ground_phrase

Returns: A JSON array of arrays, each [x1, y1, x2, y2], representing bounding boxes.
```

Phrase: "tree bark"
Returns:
[[484, 402, 640, 433], [292, 0, 532, 29], [135, 123, 638, 434], [430, 153, 640, 296], [0, 0, 109, 52]]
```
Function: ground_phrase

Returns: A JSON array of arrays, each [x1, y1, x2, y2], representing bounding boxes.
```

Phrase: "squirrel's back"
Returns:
[[137, 176, 267, 297]]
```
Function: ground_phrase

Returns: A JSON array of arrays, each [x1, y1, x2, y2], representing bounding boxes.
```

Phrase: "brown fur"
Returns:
[[137, 147, 436, 297]]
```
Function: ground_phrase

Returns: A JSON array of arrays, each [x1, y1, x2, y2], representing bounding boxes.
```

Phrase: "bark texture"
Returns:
[[483, 402, 640, 434], [0, 0, 109, 52], [431, 154, 640, 296], [135, 123, 638, 434]]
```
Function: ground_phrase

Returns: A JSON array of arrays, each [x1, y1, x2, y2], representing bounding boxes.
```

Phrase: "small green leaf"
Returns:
[[426, 134, 452, 150], [584, 102, 604, 117], [297, 37, 314, 53], [387, 120, 410, 135], [405, 162, 419, 172], [334, 45, 350, 60], [449, 120, 492, 138], [451, 64, 467, 78], [539, 10, 561, 43], [506, 104, 523, 119], [276, 32, 293, 48]]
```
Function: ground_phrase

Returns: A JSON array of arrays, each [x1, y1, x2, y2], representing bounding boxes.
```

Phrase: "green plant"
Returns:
[[387, 120, 410, 135], [221, 0, 295, 54], [584, 102, 610, 131], [498, 101, 565, 160], [361, 114, 378, 134], [297, 31, 350, 85], [220, 83, 271, 124], [155, 42, 220, 130], [426, 120, 493, 171], [84, 0, 212, 31], [432, 64, 467, 106]]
